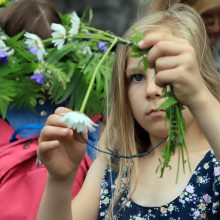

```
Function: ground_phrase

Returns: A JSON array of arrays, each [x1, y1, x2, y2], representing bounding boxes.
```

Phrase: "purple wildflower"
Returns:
[[214, 166, 220, 176], [29, 47, 38, 55], [30, 73, 45, 84], [186, 184, 194, 194], [0, 50, 8, 64], [98, 41, 108, 52], [203, 194, 212, 204]]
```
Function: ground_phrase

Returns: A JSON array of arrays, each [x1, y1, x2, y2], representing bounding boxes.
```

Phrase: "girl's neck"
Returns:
[[148, 119, 210, 157]]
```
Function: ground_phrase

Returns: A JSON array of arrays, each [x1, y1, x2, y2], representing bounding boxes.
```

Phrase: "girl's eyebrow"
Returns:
[[126, 63, 144, 73], [126, 66, 136, 76], [126, 62, 140, 72]]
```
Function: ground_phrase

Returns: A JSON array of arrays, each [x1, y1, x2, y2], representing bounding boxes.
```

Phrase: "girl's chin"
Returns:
[[147, 127, 169, 138]]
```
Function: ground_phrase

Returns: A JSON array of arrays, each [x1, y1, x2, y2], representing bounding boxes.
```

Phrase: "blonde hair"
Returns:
[[98, 3, 220, 219]]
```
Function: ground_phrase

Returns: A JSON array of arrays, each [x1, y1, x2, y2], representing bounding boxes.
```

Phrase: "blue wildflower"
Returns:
[[29, 47, 38, 55], [30, 73, 45, 84], [98, 41, 108, 52], [0, 50, 8, 64]]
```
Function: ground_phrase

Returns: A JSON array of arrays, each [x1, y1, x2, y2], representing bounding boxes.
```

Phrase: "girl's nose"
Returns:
[[145, 73, 162, 100]]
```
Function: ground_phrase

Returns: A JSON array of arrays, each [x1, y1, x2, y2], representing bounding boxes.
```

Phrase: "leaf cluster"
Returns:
[[0, 13, 115, 118]]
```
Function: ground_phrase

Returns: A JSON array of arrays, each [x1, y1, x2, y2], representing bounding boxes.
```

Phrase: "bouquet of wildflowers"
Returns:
[[0, 11, 129, 118]]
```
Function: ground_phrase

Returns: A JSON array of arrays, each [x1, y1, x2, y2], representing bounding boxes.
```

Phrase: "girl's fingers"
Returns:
[[137, 31, 194, 66], [39, 125, 73, 142], [46, 107, 75, 127], [155, 56, 178, 72], [138, 31, 183, 49], [147, 40, 193, 66], [155, 53, 193, 72], [46, 114, 68, 127], [54, 106, 72, 115], [154, 67, 183, 87], [38, 140, 59, 156]]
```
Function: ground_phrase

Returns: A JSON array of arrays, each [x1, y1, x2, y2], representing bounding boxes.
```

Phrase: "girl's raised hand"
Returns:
[[37, 107, 87, 181], [138, 30, 209, 109]]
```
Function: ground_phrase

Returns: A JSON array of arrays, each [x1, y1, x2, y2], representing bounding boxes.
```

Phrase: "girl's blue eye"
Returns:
[[131, 73, 145, 82]]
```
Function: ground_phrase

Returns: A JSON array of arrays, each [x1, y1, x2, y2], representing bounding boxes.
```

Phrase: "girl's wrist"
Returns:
[[188, 88, 213, 112], [47, 171, 76, 186]]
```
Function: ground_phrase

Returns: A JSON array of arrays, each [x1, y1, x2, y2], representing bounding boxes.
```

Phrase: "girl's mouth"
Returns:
[[146, 109, 166, 116]]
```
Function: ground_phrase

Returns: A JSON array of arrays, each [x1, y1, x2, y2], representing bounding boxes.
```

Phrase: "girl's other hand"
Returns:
[[37, 107, 87, 181], [138, 30, 210, 109]]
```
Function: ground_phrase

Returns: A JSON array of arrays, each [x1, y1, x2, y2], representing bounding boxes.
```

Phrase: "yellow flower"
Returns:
[[102, 197, 109, 205], [204, 163, 209, 169]]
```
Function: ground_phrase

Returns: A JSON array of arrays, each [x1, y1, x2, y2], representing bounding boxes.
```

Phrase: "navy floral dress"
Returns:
[[99, 150, 220, 219]]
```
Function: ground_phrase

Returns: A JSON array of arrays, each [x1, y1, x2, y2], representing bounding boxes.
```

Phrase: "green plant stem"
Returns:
[[83, 25, 114, 37], [82, 25, 131, 45], [42, 38, 52, 44], [79, 37, 118, 113], [74, 33, 113, 42]]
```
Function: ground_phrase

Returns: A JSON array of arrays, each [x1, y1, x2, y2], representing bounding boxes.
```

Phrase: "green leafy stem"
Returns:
[[79, 37, 118, 113], [157, 86, 191, 182], [129, 29, 191, 181]]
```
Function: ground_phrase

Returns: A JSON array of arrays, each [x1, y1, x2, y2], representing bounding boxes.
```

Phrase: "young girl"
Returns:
[[37, 3, 220, 220]]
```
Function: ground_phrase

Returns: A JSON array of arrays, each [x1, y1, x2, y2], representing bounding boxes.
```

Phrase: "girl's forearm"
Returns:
[[189, 91, 220, 162], [37, 173, 75, 220]]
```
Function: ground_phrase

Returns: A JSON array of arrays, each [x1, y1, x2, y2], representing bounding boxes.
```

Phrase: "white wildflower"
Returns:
[[0, 35, 7, 41], [69, 12, 80, 37], [0, 36, 14, 56], [80, 45, 92, 55], [24, 32, 47, 61], [60, 111, 97, 133], [51, 23, 66, 50]]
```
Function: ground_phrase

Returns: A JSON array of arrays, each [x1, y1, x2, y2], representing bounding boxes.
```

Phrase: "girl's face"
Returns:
[[126, 56, 194, 139]]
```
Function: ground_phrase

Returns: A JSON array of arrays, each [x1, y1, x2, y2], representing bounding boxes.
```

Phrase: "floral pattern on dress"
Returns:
[[99, 150, 220, 219]]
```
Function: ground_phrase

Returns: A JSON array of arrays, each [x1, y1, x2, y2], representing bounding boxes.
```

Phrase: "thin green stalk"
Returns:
[[79, 37, 118, 113], [82, 25, 114, 38], [42, 38, 52, 44], [74, 33, 113, 42], [82, 25, 131, 45], [176, 145, 181, 183]]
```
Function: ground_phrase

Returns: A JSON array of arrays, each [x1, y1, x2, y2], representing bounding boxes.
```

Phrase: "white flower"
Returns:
[[60, 111, 97, 133], [80, 45, 92, 55], [24, 32, 47, 61], [69, 12, 80, 37], [51, 23, 66, 50], [0, 37, 14, 56]]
